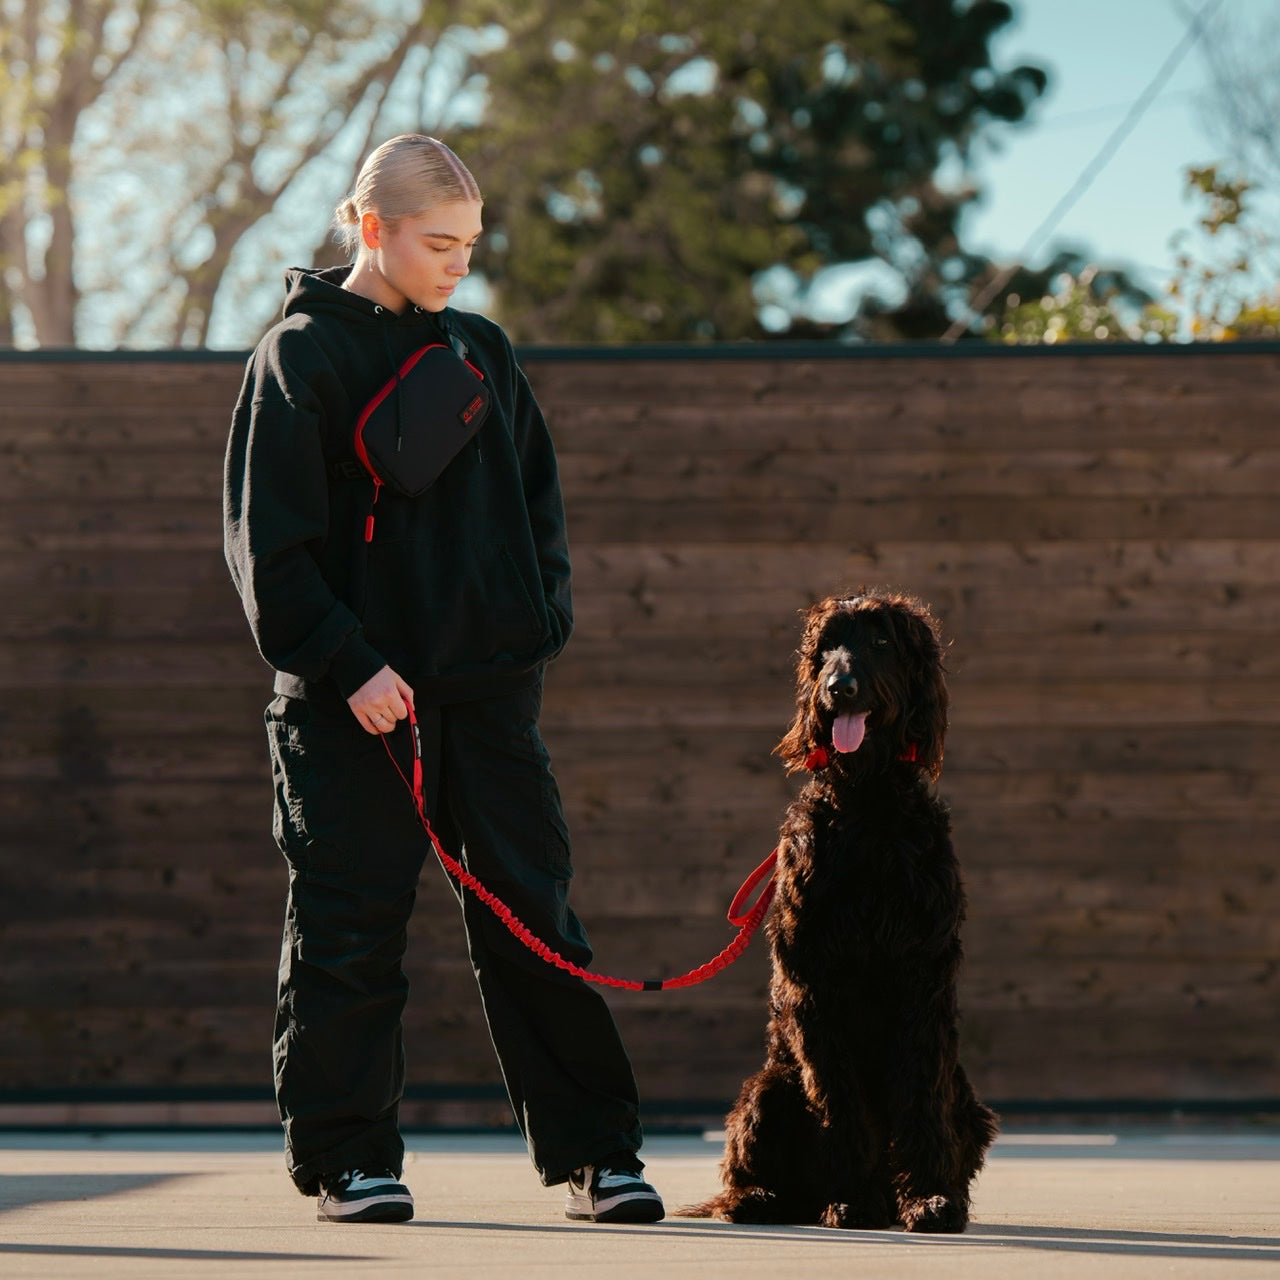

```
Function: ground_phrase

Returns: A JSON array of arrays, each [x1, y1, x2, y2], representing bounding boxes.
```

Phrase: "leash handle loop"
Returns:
[[727, 848, 779, 926]]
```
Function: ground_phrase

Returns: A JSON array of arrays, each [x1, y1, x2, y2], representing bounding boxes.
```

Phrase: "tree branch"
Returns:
[[94, 0, 161, 90]]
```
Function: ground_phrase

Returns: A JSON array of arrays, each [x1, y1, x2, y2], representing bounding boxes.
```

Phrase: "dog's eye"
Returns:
[[871, 637, 890, 649]]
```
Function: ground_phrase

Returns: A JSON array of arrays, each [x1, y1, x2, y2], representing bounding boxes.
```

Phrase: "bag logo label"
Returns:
[[460, 394, 485, 426]]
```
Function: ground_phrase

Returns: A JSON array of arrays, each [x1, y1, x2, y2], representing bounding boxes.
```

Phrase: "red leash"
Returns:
[[380, 707, 777, 991]]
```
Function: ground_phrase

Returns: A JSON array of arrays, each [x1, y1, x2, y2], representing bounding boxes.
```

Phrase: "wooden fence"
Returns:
[[2, 343, 1278, 1128]]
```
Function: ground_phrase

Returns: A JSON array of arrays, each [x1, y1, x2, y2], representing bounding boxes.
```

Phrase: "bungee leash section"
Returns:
[[380, 706, 778, 991]]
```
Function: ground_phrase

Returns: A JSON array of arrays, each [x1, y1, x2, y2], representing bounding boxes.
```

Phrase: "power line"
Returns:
[[940, 0, 1226, 344], [1032, 89, 1196, 133]]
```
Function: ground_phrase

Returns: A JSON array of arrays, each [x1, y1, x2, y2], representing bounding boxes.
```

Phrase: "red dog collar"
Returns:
[[805, 742, 918, 771]]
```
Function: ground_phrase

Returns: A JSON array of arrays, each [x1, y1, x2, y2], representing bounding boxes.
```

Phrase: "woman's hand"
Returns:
[[347, 665, 415, 735]]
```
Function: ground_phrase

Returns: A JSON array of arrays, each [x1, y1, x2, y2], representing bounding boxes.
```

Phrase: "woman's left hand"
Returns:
[[348, 664, 416, 735]]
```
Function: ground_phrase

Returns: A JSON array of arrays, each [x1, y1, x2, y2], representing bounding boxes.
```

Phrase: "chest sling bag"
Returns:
[[354, 335, 493, 506], [346, 329, 493, 610]]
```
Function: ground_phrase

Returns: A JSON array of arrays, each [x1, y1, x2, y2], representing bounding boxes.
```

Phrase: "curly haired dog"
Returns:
[[682, 591, 998, 1232]]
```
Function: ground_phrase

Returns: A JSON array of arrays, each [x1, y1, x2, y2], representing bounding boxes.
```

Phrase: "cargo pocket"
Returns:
[[264, 696, 357, 877]]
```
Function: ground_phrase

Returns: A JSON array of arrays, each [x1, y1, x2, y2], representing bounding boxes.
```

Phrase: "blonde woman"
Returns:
[[224, 134, 662, 1225]]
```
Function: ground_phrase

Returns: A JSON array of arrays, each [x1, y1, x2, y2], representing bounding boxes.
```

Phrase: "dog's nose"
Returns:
[[826, 672, 858, 696]]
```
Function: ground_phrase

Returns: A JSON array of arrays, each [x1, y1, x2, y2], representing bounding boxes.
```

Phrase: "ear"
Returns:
[[905, 660, 948, 780], [773, 600, 833, 773], [899, 610, 949, 780], [360, 211, 382, 250]]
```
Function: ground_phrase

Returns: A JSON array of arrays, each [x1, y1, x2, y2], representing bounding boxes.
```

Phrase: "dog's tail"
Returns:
[[671, 1194, 727, 1220], [674, 1189, 793, 1223]]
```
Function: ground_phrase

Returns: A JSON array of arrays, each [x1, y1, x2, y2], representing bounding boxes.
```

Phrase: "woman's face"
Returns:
[[361, 199, 483, 313]]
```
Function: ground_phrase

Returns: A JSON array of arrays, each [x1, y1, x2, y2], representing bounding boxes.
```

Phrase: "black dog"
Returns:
[[682, 591, 998, 1232]]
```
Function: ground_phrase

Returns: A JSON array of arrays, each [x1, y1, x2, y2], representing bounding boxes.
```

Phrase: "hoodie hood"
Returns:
[[280, 265, 448, 334]]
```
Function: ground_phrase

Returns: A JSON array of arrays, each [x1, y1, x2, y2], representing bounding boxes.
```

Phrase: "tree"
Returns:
[[1182, 0, 1280, 194], [1165, 165, 1279, 340], [457, 0, 1046, 342], [5, 0, 1047, 347], [1173, 3, 1280, 339], [981, 164, 1280, 345], [3, 0, 487, 347], [986, 258, 1176, 345], [0, 0, 157, 346]]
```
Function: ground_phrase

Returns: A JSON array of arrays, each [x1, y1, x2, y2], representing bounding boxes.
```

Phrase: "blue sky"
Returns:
[[962, 0, 1270, 295]]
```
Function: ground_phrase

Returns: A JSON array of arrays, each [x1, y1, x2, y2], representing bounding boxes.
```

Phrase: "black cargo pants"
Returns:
[[264, 677, 643, 1196]]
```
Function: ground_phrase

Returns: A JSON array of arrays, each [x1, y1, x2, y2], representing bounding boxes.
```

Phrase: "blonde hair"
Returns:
[[333, 134, 482, 257]]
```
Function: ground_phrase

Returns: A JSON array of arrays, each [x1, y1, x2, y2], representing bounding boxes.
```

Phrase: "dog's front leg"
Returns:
[[884, 996, 986, 1232], [785, 1019, 896, 1230], [816, 1111, 897, 1231]]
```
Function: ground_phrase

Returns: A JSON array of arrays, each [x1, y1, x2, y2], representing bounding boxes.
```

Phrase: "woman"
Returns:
[[223, 134, 662, 1225]]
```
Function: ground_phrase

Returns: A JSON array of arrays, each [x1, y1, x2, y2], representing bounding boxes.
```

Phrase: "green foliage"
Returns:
[[992, 265, 1176, 345], [982, 164, 1280, 347], [5, 0, 1048, 347], [459, 0, 1047, 342], [1224, 296, 1280, 338], [1166, 164, 1279, 341]]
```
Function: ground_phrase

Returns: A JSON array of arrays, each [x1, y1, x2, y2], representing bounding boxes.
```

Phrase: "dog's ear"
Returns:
[[895, 603, 949, 780], [774, 597, 838, 772]]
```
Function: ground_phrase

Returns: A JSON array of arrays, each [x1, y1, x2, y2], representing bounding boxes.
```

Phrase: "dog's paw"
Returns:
[[698, 1187, 812, 1224], [900, 1194, 968, 1234], [820, 1200, 897, 1230]]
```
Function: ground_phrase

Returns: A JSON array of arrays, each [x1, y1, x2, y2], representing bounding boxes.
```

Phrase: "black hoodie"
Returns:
[[223, 266, 572, 705]]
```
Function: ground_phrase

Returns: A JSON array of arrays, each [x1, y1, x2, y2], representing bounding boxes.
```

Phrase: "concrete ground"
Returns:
[[1, 1128, 1277, 1279]]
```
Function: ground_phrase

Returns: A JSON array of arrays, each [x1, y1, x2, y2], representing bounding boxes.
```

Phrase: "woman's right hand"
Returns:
[[347, 665, 416, 735]]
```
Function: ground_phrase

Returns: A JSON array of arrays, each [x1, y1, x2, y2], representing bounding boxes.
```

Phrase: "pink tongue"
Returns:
[[832, 711, 867, 754]]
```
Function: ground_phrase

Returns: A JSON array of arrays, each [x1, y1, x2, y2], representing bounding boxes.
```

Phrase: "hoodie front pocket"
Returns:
[[364, 538, 547, 673]]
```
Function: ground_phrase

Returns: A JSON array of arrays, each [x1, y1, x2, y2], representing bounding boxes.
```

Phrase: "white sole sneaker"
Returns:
[[317, 1170, 414, 1223], [565, 1164, 665, 1224]]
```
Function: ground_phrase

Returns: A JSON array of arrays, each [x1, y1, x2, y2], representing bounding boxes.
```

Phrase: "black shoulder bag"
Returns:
[[348, 327, 494, 611], [354, 335, 493, 501]]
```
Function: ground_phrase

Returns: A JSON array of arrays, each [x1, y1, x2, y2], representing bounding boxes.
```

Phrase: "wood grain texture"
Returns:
[[2, 347, 1278, 1113]]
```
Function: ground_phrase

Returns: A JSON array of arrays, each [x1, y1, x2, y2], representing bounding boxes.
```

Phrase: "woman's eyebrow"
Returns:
[[424, 230, 483, 241]]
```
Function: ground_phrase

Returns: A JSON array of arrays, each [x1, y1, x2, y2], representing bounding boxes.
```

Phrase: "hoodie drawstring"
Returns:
[[439, 309, 482, 465], [351, 318, 400, 616]]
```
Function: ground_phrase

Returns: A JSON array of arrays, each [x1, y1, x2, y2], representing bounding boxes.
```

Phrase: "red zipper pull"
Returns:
[[365, 479, 382, 542]]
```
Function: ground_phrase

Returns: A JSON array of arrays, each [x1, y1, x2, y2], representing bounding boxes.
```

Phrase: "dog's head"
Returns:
[[775, 590, 948, 781]]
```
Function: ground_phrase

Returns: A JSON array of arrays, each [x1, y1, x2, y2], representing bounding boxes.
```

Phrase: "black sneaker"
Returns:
[[316, 1168, 414, 1223], [565, 1157, 665, 1224]]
